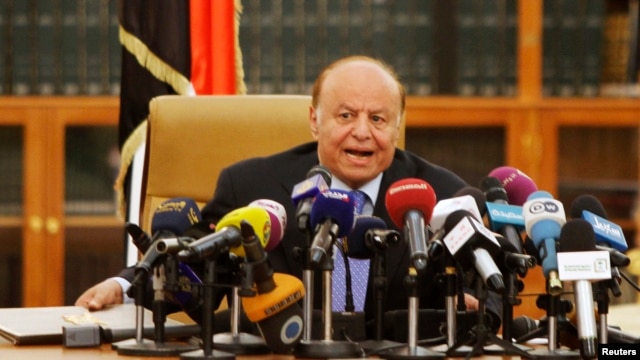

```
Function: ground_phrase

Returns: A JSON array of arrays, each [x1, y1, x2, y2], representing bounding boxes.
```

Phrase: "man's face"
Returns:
[[310, 61, 401, 189]]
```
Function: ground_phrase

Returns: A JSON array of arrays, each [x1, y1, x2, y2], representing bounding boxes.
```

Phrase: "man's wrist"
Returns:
[[108, 277, 134, 304]]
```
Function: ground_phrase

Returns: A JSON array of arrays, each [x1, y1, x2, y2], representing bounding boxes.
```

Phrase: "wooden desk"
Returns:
[[0, 336, 541, 359], [0, 337, 292, 360]]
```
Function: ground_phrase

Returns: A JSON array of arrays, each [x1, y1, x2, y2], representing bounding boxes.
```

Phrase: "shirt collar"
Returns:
[[330, 173, 382, 206]]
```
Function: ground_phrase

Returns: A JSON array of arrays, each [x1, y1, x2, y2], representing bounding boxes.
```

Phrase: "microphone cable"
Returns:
[[336, 239, 356, 312], [620, 270, 640, 292]]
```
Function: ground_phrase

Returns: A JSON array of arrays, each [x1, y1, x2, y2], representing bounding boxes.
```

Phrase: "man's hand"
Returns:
[[455, 293, 479, 311], [74, 279, 123, 311]]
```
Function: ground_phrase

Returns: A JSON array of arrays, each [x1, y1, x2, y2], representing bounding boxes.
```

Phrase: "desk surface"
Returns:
[[4, 304, 638, 359], [0, 337, 291, 360], [0, 337, 546, 360]]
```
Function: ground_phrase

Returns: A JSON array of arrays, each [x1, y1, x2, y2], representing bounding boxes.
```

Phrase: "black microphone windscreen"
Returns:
[[345, 216, 387, 259], [443, 209, 473, 233], [480, 176, 509, 203], [570, 194, 608, 219], [454, 186, 487, 216], [558, 219, 596, 252], [511, 316, 538, 340]]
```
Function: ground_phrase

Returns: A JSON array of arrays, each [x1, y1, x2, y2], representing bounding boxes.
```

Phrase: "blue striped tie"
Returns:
[[332, 190, 370, 312]]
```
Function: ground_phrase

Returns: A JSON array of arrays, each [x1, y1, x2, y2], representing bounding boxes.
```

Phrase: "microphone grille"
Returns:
[[151, 197, 202, 235], [488, 166, 537, 206], [558, 219, 596, 252], [307, 165, 332, 186], [385, 178, 436, 228]]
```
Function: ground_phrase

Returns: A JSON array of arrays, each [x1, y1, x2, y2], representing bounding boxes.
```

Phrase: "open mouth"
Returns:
[[346, 149, 373, 159]]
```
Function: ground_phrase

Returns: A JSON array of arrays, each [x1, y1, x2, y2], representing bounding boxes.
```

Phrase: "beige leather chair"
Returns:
[[140, 94, 312, 233], [139, 94, 405, 233]]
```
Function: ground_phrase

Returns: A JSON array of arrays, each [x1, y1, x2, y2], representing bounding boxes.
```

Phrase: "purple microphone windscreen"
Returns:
[[454, 186, 487, 216], [249, 199, 287, 251], [151, 197, 202, 235], [345, 215, 387, 259], [309, 189, 356, 238], [558, 219, 596, 252], [488, 166, 538, 206], [570, 194, 607, 219]]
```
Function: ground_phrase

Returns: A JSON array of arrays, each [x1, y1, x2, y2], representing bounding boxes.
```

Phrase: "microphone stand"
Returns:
[[181, 257, 235, 360], [445, 275, 534, 359], [294, 245, 363, 358], [117, 258, 199, 356], [293, 222, 316, 348], [429, 252, 463, 354], [112, 267, 155, 351], [594, 278, 613, 344], [212, 257, 270, 355], [359, 246, 402, 355], [378, 267, 445, 359], [601, 271, 640, 343], [490, 252, 534, 354], [516, 294, 581, 359]]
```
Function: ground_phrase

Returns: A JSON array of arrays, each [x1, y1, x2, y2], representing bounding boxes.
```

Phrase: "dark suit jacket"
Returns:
[[199, 142, 501, 329]]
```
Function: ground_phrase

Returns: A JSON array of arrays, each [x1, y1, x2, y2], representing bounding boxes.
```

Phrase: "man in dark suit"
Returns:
[[76, 55, 501, 337]]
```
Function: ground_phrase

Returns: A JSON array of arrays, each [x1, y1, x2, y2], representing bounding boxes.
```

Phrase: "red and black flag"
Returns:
[[114, 0, 245, 218]]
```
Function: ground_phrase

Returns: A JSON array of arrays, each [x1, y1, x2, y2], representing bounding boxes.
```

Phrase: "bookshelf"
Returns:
[[0, 97, 123, 307], [0, 1, 639, 321]]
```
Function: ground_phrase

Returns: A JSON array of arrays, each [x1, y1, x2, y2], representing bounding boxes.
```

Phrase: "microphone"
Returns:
[[249, 199, 287, 251], [569, 194, 628, 253], [384, 178, 437, 272], [291, 165, 331, 231], [150, 197, 203, 239], [239, 221, 305, 354], [569, 194, 627, 302], [557, 219, 602, 359], [488, 166, 538, 206], [125, 222, 153, 253], [127, 197, 204, 309], [177, 206, 270, 261], [131, 198, 203, 282], [480, 176, 526, 255], [511, 315, 540, 341], [442, 209, 505, 293], [344, 215, 400, 259], [308, 189, 356, 264], [522, 190, 565, 295], [430, 190, 483, 232]]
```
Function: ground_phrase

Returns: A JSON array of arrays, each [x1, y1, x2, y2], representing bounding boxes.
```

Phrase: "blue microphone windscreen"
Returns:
[[291, 174, 329, 206], [309, 189, 355, 238], [151, 197, 202, 235]]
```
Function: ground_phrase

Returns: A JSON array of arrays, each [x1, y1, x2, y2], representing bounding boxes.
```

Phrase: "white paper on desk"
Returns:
[[0, 304, 199, 345]]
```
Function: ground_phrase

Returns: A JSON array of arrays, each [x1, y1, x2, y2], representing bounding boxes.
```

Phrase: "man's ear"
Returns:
[[309, 106, 319, 139]]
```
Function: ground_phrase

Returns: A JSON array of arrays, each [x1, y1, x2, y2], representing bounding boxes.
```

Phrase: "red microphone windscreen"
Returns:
[[385, 178, 437, 229]]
